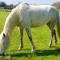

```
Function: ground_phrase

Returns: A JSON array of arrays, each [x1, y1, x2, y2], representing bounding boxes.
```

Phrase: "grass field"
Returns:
[[0, 10, 60, 60]]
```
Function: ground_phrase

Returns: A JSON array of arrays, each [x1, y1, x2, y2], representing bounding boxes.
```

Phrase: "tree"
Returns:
[[52, 2, 60, 9], [0, 2, 6, 7]]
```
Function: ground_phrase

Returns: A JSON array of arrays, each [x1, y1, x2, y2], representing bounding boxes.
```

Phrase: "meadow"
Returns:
[[0, 10, 60, 60]]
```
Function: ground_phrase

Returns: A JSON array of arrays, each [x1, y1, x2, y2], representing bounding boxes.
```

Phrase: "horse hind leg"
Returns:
[[53, 29, 57, 44], [49, 29, 57, 47], [47, 22, 57, 47], [49, 29, 54, 47]]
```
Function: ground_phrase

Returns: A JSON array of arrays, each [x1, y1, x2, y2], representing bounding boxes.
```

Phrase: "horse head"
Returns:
[[0, 32, 9, 56]]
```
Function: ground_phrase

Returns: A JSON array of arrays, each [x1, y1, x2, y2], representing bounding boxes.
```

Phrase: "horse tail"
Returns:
[[57, 12, 60, 38]]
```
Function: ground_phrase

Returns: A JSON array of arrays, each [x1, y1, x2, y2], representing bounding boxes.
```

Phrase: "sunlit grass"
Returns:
[[0, 10, 60, 60]]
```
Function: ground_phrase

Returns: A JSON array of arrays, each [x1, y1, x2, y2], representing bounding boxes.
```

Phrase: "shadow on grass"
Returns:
[[6, 48, 60, 57]]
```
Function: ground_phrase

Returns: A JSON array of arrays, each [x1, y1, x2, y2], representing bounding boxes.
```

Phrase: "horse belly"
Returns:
[[31, 20, 47, 27], [31, 13, 50, 27]]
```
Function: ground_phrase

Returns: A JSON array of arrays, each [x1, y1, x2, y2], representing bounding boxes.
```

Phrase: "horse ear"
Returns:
[[3, 33, 5, 37]]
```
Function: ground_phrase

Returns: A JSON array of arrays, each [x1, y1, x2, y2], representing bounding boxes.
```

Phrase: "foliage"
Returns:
[[0, 2, 6, 7], [52, 2, 60, 9], [0, 2, 15, 9]]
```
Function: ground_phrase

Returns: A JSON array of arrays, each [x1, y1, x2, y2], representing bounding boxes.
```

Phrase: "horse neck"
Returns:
[[3, 11, 17, 39]]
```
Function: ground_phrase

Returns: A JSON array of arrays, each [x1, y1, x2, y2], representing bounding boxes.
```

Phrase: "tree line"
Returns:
[[0, 2, 16, 9], [0, 2, 60, 9], [52, 2, 60, 9]]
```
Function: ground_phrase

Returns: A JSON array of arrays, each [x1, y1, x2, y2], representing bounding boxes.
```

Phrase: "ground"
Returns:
[[0, 9, 60, 60]]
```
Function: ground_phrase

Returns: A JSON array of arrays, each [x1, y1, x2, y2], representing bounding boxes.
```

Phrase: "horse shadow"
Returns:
[[5, 48, 60, 57]]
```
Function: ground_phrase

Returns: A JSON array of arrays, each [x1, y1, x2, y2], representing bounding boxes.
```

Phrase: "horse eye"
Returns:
[[3, 33, 5, 37]]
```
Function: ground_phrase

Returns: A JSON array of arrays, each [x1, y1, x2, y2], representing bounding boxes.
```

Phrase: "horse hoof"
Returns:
[[32, 48, 34, 52], [55, 41, 57, 45], [49, 45, 52, 48], [31, 47, 36, 52], [18, 47, 23, 50], [31, 49, 36, 53]]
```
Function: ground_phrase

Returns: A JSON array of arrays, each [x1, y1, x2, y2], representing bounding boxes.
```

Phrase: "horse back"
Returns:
[[17, 3, 58, 27]]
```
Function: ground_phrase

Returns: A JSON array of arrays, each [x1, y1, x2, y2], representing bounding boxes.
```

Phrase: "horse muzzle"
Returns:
[[0, 52, 5, 56]]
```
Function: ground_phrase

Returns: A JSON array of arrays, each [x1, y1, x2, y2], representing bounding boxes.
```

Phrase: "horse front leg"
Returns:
[[25, 26, 36, 52], [18, 27, 24, 50]]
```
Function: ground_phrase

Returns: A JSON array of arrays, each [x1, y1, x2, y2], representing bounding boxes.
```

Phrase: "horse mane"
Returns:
[[2, 3, 30, 39], [2, 8, 18, 38], [17, 2, 29, 10]]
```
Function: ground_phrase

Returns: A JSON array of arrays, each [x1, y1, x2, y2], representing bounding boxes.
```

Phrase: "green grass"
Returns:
[[0, 10, 60, 60]]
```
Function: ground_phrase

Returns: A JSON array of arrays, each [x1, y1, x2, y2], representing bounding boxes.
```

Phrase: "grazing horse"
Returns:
[[0, 3, 60, 56]]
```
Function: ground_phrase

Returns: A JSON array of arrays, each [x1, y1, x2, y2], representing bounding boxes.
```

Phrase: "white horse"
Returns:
[[0, 3, 60, 56]]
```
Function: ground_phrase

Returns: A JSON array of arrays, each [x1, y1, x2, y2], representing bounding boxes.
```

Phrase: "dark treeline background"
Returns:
[[0, 2, 17, 9], [0, 2, 60, 9]]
